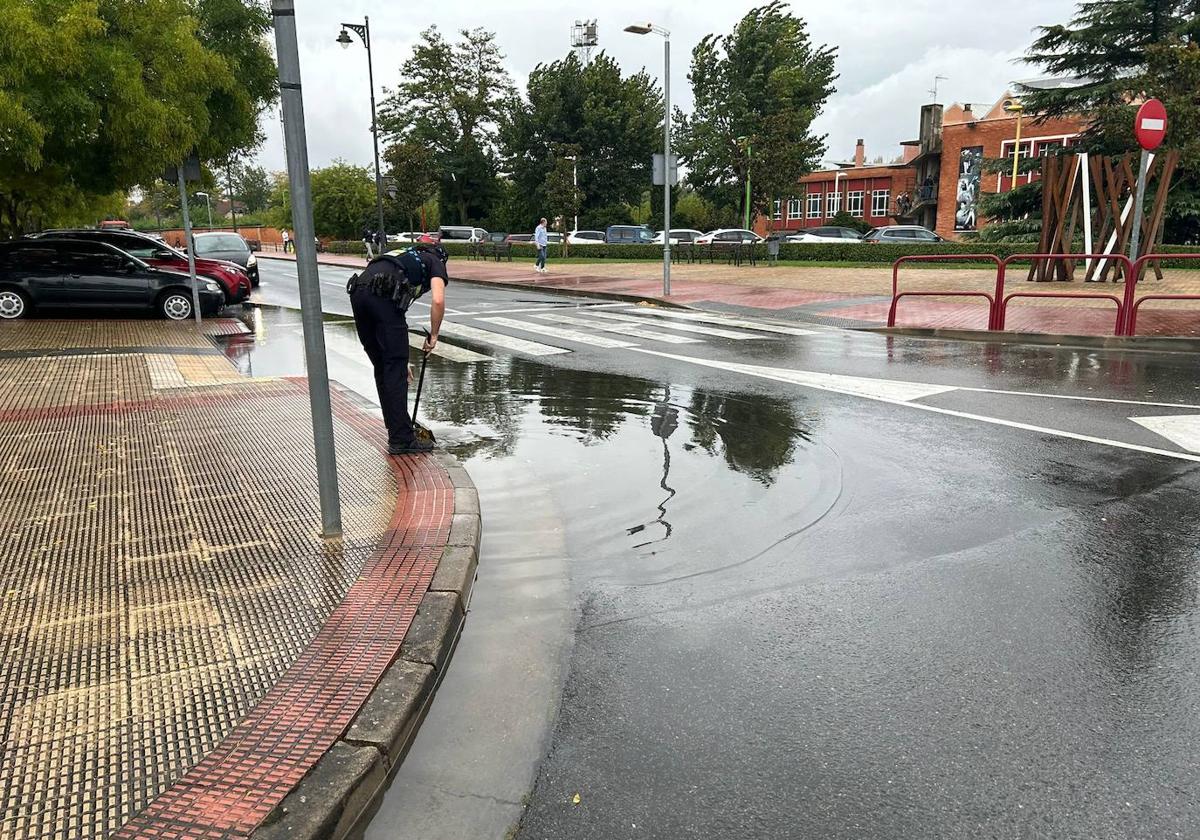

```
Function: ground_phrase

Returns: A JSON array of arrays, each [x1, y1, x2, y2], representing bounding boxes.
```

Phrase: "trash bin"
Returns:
[[766, 238, 781, 265]]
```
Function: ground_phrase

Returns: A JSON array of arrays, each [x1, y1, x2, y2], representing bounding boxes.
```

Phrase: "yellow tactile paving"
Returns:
[[0, 323, 397, 840], [0, 318, 246, 352]]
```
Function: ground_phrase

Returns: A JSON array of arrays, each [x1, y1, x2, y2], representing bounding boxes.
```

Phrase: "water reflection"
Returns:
[[626, 390, 678, 549]]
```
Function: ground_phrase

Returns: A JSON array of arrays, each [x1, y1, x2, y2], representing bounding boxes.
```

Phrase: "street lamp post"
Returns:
[[195, 191, 213, 228], [564, 155, 579, 232], [736, 135, 752, 230], [1004, 98, 1025, 188], [338, 17, 387, 250], [834, 172, 846, 218], [625, 22, 671, 297]]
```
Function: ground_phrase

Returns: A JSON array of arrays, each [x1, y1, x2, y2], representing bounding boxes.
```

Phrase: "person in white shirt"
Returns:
[[281, 228, 291, 253], [534, 218, 549, 273]]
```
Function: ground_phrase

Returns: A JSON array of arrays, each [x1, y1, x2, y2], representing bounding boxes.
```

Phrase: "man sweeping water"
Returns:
[[346, 243, 449, 455]]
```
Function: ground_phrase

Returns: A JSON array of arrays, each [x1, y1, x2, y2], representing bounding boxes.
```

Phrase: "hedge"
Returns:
[[322, 239, 1200, 266]]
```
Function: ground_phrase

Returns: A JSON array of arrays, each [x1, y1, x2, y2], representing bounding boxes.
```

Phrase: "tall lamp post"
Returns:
[[737, 135, 752, 230], [337, 18, 387, 247], [1003, 97, 1025, 188], [564, 154, 579, 232], [195, 191, 213, 228], [625, 22, 671, 297], [834, 171, 846, 219]]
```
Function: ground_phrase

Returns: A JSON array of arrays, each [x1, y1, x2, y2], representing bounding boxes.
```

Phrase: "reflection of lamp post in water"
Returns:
[[628, 386, 678, 549]]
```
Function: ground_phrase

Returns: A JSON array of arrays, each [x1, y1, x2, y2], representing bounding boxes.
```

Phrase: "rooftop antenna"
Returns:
[[929, 74, 948, 103], [571, 19, 599, 64]]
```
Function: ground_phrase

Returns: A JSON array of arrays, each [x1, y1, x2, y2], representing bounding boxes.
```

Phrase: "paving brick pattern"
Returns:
[[0, 320, 452, 839]]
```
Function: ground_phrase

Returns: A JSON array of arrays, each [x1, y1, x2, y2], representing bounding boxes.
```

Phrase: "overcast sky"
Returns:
[[253, 0, 1079, 173]]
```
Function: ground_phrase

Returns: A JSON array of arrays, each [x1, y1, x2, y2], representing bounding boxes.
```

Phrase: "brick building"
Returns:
[[764, 90, 1090, 240]]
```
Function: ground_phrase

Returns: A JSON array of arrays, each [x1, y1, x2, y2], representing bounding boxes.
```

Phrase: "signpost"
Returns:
[[1129, 98, 1167, 263]]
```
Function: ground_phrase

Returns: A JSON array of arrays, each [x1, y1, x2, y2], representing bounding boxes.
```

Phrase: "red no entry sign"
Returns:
[[1134, 98, 1168, 150]]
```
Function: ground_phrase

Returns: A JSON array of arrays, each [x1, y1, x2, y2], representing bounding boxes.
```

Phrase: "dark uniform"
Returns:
[[348, 248, 449, 451]]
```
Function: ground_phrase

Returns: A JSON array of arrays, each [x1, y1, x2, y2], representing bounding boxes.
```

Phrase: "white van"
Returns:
[[438, 225, 489, 244]]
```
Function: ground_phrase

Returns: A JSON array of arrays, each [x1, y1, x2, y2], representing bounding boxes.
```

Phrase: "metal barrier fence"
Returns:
[[997, 254, 1132, 333], [888, 254, 1003, 329], [1124, 253, 1200, 336]]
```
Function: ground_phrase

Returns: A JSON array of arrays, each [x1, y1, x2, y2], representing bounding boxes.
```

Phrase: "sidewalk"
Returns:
[[263, 251, 1200, 338], [0, 318, 478, 839]]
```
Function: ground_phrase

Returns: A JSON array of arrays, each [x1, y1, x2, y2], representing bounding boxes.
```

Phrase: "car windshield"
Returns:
[[194, 234, 247, 254]]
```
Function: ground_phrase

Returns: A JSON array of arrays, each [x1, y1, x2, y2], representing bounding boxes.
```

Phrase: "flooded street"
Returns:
[[244, 265, 1200, 839]]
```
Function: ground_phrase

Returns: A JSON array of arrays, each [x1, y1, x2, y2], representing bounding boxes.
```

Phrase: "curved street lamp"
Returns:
[[336, 18, 387, 247], [194, 191, 213, 228], [1003, 97, 1025, 188], [625, 22, 671, 296]]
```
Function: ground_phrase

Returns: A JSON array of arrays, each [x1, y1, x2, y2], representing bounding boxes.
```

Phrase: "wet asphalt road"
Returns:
[[243, 258, 1200, 839]]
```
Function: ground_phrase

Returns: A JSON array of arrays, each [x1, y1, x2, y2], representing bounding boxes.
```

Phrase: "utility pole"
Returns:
[[226, 162, 238, 233], [273, 0, 343, 538], [175, 167, 202, 325]]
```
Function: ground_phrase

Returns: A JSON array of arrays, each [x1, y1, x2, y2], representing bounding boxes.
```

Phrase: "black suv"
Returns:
[[0, 239, 224, 320]]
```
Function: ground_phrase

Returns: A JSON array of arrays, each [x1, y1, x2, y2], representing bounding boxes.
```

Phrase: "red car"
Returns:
[[33, 229, 253, 303]]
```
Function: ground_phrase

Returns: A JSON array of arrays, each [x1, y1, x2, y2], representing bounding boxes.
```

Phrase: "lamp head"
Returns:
[[624, 23, 654, 35], [336, 29, 353, 49], [1003, 98, 1024, 113]]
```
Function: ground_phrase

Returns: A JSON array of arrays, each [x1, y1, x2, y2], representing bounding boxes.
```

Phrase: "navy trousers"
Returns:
[[350, 287, 414, 446]]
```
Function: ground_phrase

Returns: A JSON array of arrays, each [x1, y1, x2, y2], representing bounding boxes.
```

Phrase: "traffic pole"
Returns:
[[662, 35, 671, 297], [272, 0, 342, 538], [175, 166, 202, 325]]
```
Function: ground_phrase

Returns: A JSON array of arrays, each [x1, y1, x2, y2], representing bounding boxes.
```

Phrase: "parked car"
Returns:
[[862, 225, 946, 243], [567, 230, 605, 245], [191, 232, 260, 286], [787, 226, 864, 243], [438, 225, 489, 244], [0, 239, 224, 320], [390, 231, 440, 244], [694, 229, 764, 245], [605, 225, 655, 245], [506, 233, 533, 243], [652, 229, 704, 245], [32, 229, 252, 303]]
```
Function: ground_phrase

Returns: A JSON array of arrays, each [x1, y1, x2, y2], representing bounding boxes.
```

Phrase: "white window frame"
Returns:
[[871, 189, 890, 217], [846, 190, 865, 218], [787, 198, 802, 220], [826, 191, 841, 217], [997, 133, 1077, 190], [807, 193, 822, 219], [772, 199, 782, 220]]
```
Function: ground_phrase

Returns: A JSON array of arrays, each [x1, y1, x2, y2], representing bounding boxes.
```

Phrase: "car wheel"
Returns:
[[158, 290, 193, 321], [0, 288, 30, 319]]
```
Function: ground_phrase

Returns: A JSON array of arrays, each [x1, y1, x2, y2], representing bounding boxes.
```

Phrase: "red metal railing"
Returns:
[[1123, 253, 1200, 336], [888, 254, 1002, 329], [997, 254, 1132, 333]]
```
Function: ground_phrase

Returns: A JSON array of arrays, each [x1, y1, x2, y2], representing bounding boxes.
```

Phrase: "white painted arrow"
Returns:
[[1130, 415, 1200, 454]]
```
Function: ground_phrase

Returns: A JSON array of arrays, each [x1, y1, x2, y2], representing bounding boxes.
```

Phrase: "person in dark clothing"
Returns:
[[348, 246, 448, 455]]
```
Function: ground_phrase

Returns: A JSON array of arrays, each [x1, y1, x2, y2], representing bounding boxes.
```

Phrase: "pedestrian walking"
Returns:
[[346, 244, 450, 455], [362, 225, 376, 259], [281, 228, 291, 253], [534, 217, 549, 273]]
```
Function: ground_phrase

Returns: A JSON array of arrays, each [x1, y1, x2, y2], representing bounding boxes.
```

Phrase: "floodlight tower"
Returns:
[[571, 19, 599, 64]]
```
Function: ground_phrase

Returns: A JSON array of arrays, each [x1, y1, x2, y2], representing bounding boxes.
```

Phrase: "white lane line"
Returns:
[[957, 387, 1200, 410], [526, 312, 700, 344], [586, 310, 765, 340], [476, 316, 637, 349], [631, 348, 1200, 464], [439, 321, 570, 356], [622, 308, 819, 336], [410, 334, 492, 362], [1130, 415, 1200, 453], [460, 302, 630, 316]]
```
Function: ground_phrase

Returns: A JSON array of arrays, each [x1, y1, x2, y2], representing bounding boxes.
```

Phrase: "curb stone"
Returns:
[[251, 444, 480, 840], [874, 325, 1200, 353]]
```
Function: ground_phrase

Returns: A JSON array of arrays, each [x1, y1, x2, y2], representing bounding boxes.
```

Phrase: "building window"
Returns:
[[772, 199, 782, 220], [826, 190, 841, 217], [807, 193, 821, 219], [846, 190, 864, 218], [787, 198, 802, 220], [871, 190, 890, 216]]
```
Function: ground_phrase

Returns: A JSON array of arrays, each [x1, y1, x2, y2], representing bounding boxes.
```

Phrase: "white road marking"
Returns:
[[438, 321, 570, 356], [958, 387, 1200, 410], [460, 302, 630, 315], [410, 334, 492, 362], [631, 348, 1200, 463], [527, 312, 700, 344], [621, 307, 819, 336], [587, 310, 765, 339], [476, 317, 637, 349], [1130, 415, 1200, 453]]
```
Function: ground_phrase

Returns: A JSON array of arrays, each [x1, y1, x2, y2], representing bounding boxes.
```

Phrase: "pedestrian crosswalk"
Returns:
[[417, 305, 834, 361]]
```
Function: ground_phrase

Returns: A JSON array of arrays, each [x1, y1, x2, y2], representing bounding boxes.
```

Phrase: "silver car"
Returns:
[[192, 232, 259, 286]]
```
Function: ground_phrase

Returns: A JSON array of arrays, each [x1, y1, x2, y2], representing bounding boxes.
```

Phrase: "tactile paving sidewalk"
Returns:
[[0, 321, 451, 839]]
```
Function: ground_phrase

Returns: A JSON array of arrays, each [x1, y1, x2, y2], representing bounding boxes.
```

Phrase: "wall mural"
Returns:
[[955, 146, 983, 232]]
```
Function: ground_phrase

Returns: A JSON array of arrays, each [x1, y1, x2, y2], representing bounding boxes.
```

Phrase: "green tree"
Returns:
[[233, 163, 272, 214], [543, 143, 583, 239], [1019, 1, 1200, 242], [675, 2, 837, 226], [379, 26, 514, 226], [383, 141, 438, 232], [309, 161, 376, 239], [499, 52, 661, 231], [0, 0, 277, 236]]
